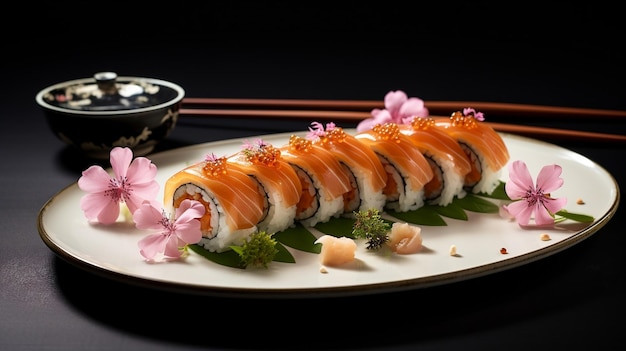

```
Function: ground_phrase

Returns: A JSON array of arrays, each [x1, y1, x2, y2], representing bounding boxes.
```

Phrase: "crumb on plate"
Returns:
[[449, 244, 457, 256]]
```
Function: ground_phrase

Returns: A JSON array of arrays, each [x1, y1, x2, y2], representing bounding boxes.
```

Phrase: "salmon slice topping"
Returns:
[[357, 123, 434, 191], [164, 160, 266, 233], [308, 122, 388, 192], [434, 112, 510, 171], [401, 118, 472, 176], [281, 135, 352, 200], [231, 140, 303, 207]]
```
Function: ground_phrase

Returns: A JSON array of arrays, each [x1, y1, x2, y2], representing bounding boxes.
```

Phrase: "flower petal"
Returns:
[[127, 156, 158, 185], [543, 197, 568, 215], [505, 160, 534, 199], [110, 147, 133, 180], [356, 111, 393, 132], [373, 110, 392, 123], [175, 200, 206, 224], [77, 166, 112, 193], [172, 200, 204, 245], [504, 201, 534, 226], [356, 119, 377, 132], [399, 97, 429, 120], [163, 235, 183, 258], [125, 183, 160, 213], [138, 233, 167, 260], [536, 164, 564, 193], [499, 204, 515, 220], [80, 193, 120, 224], [384, 90, 408, 117], [125, 157, 160, 212], [174, 221, 202, 245], [97, 206, 120, 224], [133, 202, 166, 230], [533, 204, 555, 226], [370, 108, 383, 118]]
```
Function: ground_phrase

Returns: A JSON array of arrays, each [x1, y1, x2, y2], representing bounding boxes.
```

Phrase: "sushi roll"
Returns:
[[434, 109, 510, 195], [355, 122, 434, 212], [308, 122, 388, 215], [227, 139, 302, 234], [279, 135, 353, 227], [163, 154, 266, 253], [399, 117, 472, 206]]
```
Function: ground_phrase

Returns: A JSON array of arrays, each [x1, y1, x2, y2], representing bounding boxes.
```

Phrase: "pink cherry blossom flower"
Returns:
[[306, 121, 336, 140], [135, 199, 206, 260], [504, 160, 567, 226], [462, 107, 485, 121], [204, 153, 219, 162], [78, 147, 159, 224], [241, 138, 268, 151], [356, 90, 429, 132]]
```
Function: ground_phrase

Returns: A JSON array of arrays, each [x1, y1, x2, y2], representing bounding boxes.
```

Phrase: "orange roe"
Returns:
[[449, 111, 479, 129], [202, 156, 228, 177], [243, 143, 281, 167], [410, 117, 436, 130], [316, 126, 347, 146], [373, 123, 401, 143], [288, 135, 313, 153]]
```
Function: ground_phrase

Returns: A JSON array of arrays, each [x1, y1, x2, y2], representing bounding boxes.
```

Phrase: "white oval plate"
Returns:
[[38, 131, 620, 298]]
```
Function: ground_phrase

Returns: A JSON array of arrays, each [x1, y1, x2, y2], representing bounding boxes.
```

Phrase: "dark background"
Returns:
[[2, 2, 624, 350], [9, 2, 625, 109]]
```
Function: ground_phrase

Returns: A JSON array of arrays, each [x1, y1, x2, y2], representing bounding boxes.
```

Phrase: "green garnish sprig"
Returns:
[[352, 209, 391, 250], [231, 231, 279, 268]]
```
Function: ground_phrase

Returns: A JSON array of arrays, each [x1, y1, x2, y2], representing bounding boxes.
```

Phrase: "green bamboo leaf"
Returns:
[[189, 244, 244, 269], [455, 194, 500, 213], [476, 181, 511, 200], [190, 241, 296, 268], [273, 242, 296, 263], [555, 210, 595, 223], [273, 224, 321, 253], [314, 217, 357, 238], [387, 206, 447, 226], [432, 202, 468, 220]]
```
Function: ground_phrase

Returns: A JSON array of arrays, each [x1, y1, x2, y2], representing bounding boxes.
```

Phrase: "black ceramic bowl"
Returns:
[[36, 72, 185, 159]]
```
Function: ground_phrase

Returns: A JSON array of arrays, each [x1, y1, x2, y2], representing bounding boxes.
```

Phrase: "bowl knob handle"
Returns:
[[94, 72, 118, 95]]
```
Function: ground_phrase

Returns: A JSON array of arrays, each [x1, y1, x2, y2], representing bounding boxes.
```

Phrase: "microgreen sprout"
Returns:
[[352, 209, 391, 250], [230, 231, 279, 268]]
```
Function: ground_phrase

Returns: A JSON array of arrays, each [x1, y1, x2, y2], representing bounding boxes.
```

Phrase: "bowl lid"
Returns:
[[36, 72, 184, 114]]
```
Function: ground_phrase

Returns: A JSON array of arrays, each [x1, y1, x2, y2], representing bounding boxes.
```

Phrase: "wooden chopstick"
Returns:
[[467, 122, 626, 144], [182, 97, 626, 119], [179, 108, 371, 120], [179, 107, 626, 143]]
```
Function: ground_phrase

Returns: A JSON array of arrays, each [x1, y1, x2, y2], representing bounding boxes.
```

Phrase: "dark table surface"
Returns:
[[2, 4, 625, 350]]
